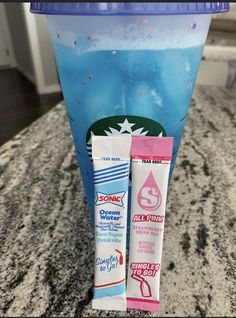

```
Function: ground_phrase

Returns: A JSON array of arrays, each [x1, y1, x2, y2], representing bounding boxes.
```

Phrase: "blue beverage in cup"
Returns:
[[31, 3, 229, 222]]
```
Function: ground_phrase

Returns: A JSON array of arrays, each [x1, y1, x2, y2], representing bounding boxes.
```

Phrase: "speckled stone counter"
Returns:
[[0, 86, 235, 317]]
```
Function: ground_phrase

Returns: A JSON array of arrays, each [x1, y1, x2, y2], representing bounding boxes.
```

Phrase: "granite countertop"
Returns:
[[0, 86, 235, 317]]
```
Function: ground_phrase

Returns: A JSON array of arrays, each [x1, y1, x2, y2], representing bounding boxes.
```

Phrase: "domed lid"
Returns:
[[30, 2, 230, 16]]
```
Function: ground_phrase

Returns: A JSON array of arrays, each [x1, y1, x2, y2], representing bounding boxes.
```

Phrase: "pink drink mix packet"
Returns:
[[127, 136, 173, 312]]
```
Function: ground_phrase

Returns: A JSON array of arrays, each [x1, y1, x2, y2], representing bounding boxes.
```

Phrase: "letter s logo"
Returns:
[[140, 187, 159, 208], [137, 172, 162, 211]]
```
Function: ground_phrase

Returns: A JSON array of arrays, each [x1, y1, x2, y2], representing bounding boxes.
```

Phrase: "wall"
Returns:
[[4, 3, 60, 94], [0, 4, 16, 68], [197, 3, 236, 87], [211, 2, 236, 32], [34, 14, 59, 87], [21, 3, 61, 94], [4, 3, 35, 83]]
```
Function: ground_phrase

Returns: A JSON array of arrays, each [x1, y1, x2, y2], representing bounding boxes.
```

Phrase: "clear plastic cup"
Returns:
[[31, 2, 229, 222]]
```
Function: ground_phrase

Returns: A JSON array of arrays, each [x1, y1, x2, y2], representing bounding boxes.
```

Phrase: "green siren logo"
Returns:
[[86, 116, 166, 159]]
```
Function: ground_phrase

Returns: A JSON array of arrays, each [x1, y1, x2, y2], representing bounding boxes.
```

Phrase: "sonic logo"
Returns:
[[95, 191, 126, 207]]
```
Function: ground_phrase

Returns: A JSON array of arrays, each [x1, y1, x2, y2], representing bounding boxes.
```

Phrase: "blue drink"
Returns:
[[34, 11, 216, 222], [30, 3, 229, 223], [30, 0, 229, 256], [52, 44, 204, 217]]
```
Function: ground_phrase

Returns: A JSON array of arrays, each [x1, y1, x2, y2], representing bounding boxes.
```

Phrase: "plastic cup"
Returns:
[[31, 3, 229, 222]]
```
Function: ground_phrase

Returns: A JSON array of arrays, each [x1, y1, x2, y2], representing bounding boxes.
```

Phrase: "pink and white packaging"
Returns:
[[127, 136, 174, 312]]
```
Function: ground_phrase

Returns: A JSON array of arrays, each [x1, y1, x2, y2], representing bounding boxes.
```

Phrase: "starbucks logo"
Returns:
[[86, 116, 166, 159]]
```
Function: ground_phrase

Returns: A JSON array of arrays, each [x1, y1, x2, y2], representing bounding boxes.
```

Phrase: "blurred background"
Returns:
[[0, 2, 235, 146]]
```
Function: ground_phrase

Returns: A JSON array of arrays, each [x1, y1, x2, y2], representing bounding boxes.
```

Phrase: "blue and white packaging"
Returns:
[[92, 135, 131, 311]]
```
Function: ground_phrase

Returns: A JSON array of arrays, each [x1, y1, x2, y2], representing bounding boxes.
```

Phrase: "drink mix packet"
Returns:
[[92, 135, 131, 311], [127, 136, 173, 312]]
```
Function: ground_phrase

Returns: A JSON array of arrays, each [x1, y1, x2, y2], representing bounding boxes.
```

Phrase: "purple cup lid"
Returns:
[[30, 2, 230, 16]]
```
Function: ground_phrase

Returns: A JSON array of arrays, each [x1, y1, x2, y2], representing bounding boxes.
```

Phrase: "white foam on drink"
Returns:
[[48, 15, 211, 53]]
